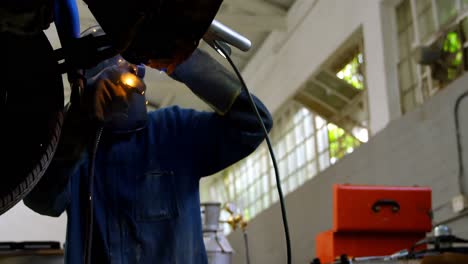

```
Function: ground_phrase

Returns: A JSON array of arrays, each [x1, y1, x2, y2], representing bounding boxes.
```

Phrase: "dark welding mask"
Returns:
[[82, 26, 148, 134], [81, 0, 223, 67]]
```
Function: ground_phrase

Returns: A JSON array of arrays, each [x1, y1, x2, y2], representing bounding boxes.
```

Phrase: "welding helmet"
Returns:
[[0, 31, 64, 215], [82, 26, 148, 134], [82, 0, 223, 67]]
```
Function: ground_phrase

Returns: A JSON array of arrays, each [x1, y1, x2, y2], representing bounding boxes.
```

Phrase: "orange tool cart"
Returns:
[[315, 184, 432, 263]]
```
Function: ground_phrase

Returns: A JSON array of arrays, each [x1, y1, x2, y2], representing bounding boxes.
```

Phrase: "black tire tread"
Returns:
[[0, 111, 64, 215]]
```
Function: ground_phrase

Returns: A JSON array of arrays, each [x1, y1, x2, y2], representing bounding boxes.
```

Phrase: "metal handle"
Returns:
[[372, 199, 400, 213]]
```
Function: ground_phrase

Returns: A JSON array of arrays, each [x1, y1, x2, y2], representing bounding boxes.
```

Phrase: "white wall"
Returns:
[[227, 68, 468, 264], [224, 0, 468, 262], [0, 202, 67, 244], [242, 0, 399, 135]]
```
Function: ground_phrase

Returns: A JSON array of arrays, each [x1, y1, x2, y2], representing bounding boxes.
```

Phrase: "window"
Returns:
[[336, 53, 365, 90], [201, 101, 365, 229], [396, 0, 468, 113], [200, 32, 368, 230], [328, 123, 361, 164]]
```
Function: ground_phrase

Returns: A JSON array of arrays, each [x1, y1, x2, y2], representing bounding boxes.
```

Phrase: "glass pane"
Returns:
[[288, 151, 297, 175], [229, 183, 235, 198], [436, 0, 457, 25], [285, 112, 294, 131], [306, 137, 316, 161], [241, 172, 248, 190], [261, 155, 268, 173], [317, 127, 329, 152], [461, 17, 468, 41], [286, 132, 294, 153], [297, 144, 306, 168], [304, 115, 314, 137], [315, 116, 326, 129], [255, 181, 261, 199], [250, 206, 256, 218], [319, 152, 330, 171], [416, 0, 432, 14], [282, 181, 289, 195], [279, 160, 287, 180], [398, 59, 414, 92], [254, 161, 260, 179], [250, 182, 256, 201], [235, 178, 242, 193], [397, 0, 412, 31], [263, 175, 269, 193], [289, 176, 298, 192], [402, 90, 416, 113], [306, 162, 317, 179], [257, 200, 263, 212], [297, 168, 305, 186], [398, 27, 410, 59], [263, 195, 269, 209], [272, 191, 278, 203], [418, 4, 435, 42], [247, 167, 254, 185], [295, 123, 305, 144], [293, 109, 303, 124], [279, 138, 286, 159], [436, 0, 457, 26], [249, 187, 255, 204], [271, 170, 277, 187], [410, 58, 418, 88]]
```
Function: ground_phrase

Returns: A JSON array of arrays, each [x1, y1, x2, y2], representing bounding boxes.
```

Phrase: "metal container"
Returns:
[[204, 232, 233, 264], [201, 202, 222, 232], [201, 202, 233, 264]]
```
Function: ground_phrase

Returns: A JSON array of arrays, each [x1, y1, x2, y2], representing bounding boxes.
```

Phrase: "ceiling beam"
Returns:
[[216, 14, 287, 31], [224, 0, 286, 16], [310, 79, 352, 104], [296, 91, 338, 115]]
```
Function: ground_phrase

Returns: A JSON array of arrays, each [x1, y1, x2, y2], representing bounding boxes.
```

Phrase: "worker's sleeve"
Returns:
[[166, 48, 273, 177], [166, 91, 272, 178]]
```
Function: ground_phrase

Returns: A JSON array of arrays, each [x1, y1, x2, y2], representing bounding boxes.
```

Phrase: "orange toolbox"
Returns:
[[315, 184, 432, 263], [333, 184, 432, 232]]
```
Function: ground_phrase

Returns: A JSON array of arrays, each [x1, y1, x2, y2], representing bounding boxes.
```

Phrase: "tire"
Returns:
[[0, 31, 64, 215]]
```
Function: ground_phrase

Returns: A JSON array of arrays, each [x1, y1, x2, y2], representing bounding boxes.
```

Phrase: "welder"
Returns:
[[24, 22, 272, 263], [0, 0, 224, 214]]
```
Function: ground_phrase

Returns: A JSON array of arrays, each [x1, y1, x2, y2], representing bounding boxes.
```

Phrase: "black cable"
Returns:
[[454, 90, 468, 196], [83, 127, 104, 264], [243, 230, 251, 264], [214, 40, 292, 264]]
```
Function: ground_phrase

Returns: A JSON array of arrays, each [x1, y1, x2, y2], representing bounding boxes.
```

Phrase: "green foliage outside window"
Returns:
[[328, 123, 361, 160], [443, 31, 463, 81], [336, 53, 365, 90]]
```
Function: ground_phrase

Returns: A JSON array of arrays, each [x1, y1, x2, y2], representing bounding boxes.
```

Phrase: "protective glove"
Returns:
[[82, 63, 147, 133], [83, 66, 137, 123], [170, 48, 241, 115]]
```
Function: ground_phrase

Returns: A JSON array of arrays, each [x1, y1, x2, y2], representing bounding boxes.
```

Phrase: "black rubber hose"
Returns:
[[83, 127, 103, 264], [214, 40, 292, 264], [454, 90, 468, 196]]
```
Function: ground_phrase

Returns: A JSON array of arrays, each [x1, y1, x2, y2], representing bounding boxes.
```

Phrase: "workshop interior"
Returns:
[[2, 0, 468, 263]]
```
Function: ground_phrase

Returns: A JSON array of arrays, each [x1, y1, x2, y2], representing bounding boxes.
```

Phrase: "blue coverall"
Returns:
[[24, 89, 273, 263]]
